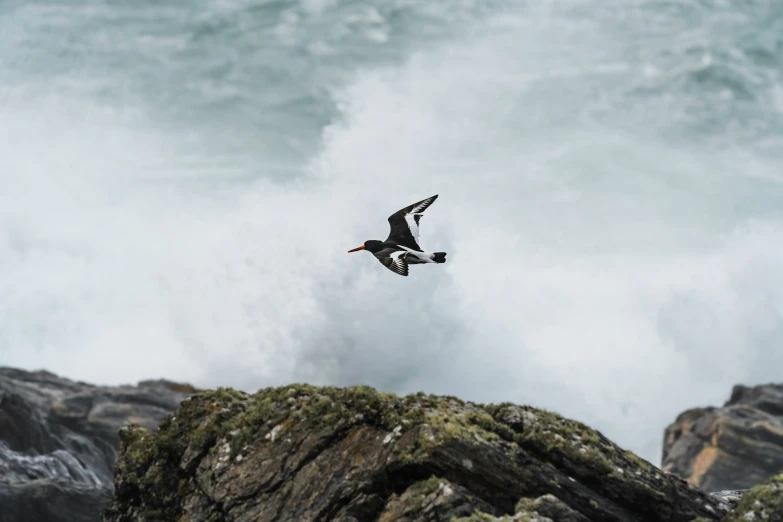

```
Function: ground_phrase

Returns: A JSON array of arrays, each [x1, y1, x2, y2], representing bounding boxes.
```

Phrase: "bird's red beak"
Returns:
[[347, 245, 365, 253]]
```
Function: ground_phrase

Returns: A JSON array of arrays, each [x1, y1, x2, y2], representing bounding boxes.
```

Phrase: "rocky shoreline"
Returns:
[[663, 382, 783, 492], [100, 384, 772, 522], [0, 368, 194, 522], [2, 367, 783, 521]]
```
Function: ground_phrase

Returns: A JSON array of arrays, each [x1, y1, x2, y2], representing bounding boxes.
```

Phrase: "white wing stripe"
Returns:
[[411, 198, 435, 213], [394, 195, 436, 251], [390, 251, 408, 274], [404, 214, 420, 240]]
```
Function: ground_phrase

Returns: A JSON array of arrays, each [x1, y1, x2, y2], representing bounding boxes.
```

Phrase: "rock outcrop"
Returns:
[[662, 383, 783, 491], [103, 384, 734, 522], [720, 471, 783, 522], [0, 367, 196, 522]]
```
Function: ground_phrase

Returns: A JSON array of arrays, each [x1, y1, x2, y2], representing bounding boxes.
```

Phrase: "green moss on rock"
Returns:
[[411, 475, 446, 495], [722, 472, 783, 522], [107, 389, 250, 521], [113, 425, 155, 500], [404, 476, 449, 513], [452, 507, 547, 522], [454, 513, 507, 522], [105, 383, 723, 522], [485, 402, 657, 479]]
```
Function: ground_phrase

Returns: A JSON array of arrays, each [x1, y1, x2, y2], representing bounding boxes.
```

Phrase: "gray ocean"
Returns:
[[3, 0, 783, 465]]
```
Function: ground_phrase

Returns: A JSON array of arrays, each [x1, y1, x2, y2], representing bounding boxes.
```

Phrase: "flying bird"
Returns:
[[348, 194, 446, 276]]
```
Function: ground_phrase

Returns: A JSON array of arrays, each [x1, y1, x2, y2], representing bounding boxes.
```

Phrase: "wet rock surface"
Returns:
[[0, 367, 195, 522], [662, 383, 783, 491], [103, 384, 731, 522], [709, 490, 745, 510]]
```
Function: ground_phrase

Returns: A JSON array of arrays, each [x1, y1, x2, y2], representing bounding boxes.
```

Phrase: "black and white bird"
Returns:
[[348, 194, 446, 276]]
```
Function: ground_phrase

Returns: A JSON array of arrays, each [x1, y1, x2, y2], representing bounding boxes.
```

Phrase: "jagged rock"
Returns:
[[459, 491, 751, 522], [454, 494, 588, 521], [662, 383, 783, 491], [710, 490, 746, 510], [103, 384, 729, 522], [722, 472, 783, 522], [0, 367, 196, 522]]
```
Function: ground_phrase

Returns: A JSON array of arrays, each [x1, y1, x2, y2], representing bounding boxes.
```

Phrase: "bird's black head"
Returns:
[[347, 240, 384, 254]]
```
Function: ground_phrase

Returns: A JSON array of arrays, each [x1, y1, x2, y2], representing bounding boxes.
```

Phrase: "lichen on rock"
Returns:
[[721, 472, 783, 522], [455, 494, 587, 522], [103, 384, 728, 522]]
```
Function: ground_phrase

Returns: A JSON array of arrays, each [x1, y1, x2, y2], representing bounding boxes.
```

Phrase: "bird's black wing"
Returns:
[[373, 248, 409, 277], [385, 194, 438, 252]]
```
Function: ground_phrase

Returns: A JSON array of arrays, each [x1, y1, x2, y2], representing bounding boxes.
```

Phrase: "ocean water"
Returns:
[[3, 0, 783, 465]]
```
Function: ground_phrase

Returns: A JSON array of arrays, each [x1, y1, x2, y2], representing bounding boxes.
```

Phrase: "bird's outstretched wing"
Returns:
[[374, 248, 409, 276], [385, 194, 438, 252]]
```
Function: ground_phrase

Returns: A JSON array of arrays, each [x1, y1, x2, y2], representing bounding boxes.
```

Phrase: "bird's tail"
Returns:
[[432, 252, 447, 263]]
